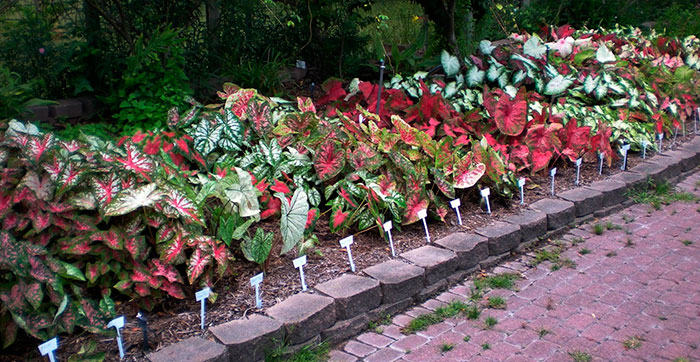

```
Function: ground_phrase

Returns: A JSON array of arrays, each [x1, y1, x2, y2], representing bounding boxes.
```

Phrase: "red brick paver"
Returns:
[[332, 171, 700, 361]]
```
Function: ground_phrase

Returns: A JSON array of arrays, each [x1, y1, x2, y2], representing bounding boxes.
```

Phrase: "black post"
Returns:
[[310, 82, 315, 101], [376, 59, 385, 115], [136, 311, 149, 351]]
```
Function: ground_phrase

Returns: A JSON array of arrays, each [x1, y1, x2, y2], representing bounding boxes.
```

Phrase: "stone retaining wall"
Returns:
[[24, 97, 98, 123], [147, 137, 700, 362]]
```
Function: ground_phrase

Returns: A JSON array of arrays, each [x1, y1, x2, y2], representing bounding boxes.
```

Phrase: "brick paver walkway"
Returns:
[[330, 172, 700, 361]]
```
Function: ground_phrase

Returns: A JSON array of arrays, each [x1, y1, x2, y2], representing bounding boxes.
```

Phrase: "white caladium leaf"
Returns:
[[544, 75, 574, 95], [455, 74, 464, 85], [595, 82, 609, 100], [276, 188, 309, 255], [20, 171, 54, 201], [192, 118, 222, 156], [444, 82, 458, 98], [544, 63, 559, 79], [646, 91, 659, 108], [611, 98, 630, 107], [504, 85, 518, 98], [486, 64, 504, 82], [479, 40, 496, 55], [523, 35, 547, 58], [596, 43, 616, 63], [513, 70, 527, 84], [583, 75, 599, 94], [498, 72, 510, 88], [217, 109, 243, 152], [105, 183, 163, 216], [441, 50, 460, 77], [466, 66, 485, 87], [608, 81, 625, 95], [686, 53, 700, 69], [7, 119, 40, 137], [511, 53, 539, 73], [412, 71, 428, 80], [222, 167, 260, 217]]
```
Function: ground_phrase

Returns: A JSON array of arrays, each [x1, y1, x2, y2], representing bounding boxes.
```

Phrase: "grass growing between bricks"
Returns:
[[628, 179, 698, 210], [266, 342, 330, 362], [402, 301, 474, 334], [622, 336, 644, 350], [568, 350, 592, 362]]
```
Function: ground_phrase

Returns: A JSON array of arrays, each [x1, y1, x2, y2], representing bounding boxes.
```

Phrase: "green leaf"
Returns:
[[441, 50, 460, 77], [574, 49, 596, 66], [60, 261, 86, 281], [276, 188, 309, 255], [240, 228, 273, 266]]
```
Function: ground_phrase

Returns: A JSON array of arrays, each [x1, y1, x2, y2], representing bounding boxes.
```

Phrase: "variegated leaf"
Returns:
[[104, 183, 163, 216]]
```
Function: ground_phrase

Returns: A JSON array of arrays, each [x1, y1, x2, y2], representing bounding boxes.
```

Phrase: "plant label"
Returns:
[[296, 60, 306, 69], [359, 114, 364, 124], [518, 177, 525, 205], [293, 255, 308, 291], [376, 59, 385, 114], [642, 140, 648, 159], [550, 168, 557, 196], [620, 144, 630, 170], [449, 199, 462, 225], [657, 133, 664, 153], [575, 158, 582, 186], [195, 287, 211, 330], [38, 338, 58, 362], [250, 273, 263, 308], [598, 153, 604, 175], [673, 126, 679, 146], [107, 316, 126, 359], [339, 236, 356, 272], [417, 209, 431, 243], [480, 188, 492, 214], [696, 107, 699, 134], [383, 221, 396, 257]]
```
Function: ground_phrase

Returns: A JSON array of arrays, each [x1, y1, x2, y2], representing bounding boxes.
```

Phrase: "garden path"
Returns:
[[328, 171, 700, 362]]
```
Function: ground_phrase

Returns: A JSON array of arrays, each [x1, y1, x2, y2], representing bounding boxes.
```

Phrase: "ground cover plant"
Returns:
[[2, 24, 700, 353]]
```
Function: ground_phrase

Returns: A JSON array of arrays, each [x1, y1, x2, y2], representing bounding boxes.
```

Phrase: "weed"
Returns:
[[440, 342, 454, 353], [532, 249, 561, 266], [465, 305, 481, 320], [545, 298, 554, 310], [579, 248, 591, 255], [488, 296, 506, 309], [622, 214, 635, 223], [571, 237, 585, 245], [266, 341, 330, 362], [550, 264, 561, 271], [605, 221, 622, 230], [538, 328, 550, 338], [368, 313, 391, 333], [625, 238, 635, 247], [682, 240, 693, 246], [479, 273, 520, 290], [560, 258, 577, 269], [605, 251, 617, 257], [673, 358, 690, 362], [622, 336, 644, 350], [593, 223, 605, 235], [484, 316, 498, 328], [402, 301, 473, 334], [463, 335, 471, 342], [481, 343, 490, 350], [568, 350, 592, 362], [628, 179, 698, 209]]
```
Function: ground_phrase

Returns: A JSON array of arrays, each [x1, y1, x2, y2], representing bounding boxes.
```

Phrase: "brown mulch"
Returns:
[[1, 135, 693, 361]]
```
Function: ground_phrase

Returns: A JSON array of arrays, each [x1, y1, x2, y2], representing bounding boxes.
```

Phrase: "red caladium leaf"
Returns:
[[316, 78, 347, 107], [211, 242, 231, 276], [26, 133, 55, 163], [43, 156, 64, 182], [28, 209, 51, 232], [187, 247, 212, 284], [531, 149, 554, 172], [125, 236, 146, 262], [161, 280, 186, 299], [22, 281, 43, 310], [0, 193, 10, 218], [114, 143, 155, 181], [161, 189, 202, 224], [151, 259, 181, 283], [305, 208, 318, 229], [79, 299, 108, 332], [392, 115, 419, 146], [454, 160, 486, 189], [85, 263, 100, 283], [92, 174, 121, 206], [590, 122, 615, 166], [227, 88, 256, 118], [493, 91, 528, 136], [162, 231, 187, 264], [249, 101, 273, 136], [330, 206, 350, 232], [217, 82, 239, 99], [133, 283, 151, 297], [2, 213, 19, 230], [58, 162, 85, 190], [59, 236, 92, 255], [403, 193, 429, 225], [143, 136, 161, 155], [12, 187, 36, 204], [270, 180, 291, 194], [29, 256, 53, 283], [433, 170, 455, 198], [525, 123, 563, 151], [349, 142, 381, 171], [560, 118, 592, 162], [297, 97, 316, 113], [93, 229, 123, 250], [314, 140, 346, 181]]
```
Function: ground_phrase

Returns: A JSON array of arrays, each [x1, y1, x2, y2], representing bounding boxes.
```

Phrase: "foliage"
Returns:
[[0, 66, 56, 120], [103, 27, 192, 133]]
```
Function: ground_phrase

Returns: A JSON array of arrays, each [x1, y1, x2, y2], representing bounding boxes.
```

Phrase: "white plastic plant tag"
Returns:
[[642, 140, 648, 159], [195, 287, 211, 330], [383, 221, 396, 257], [339, 236, 356, 272], [293, 255, 308, 291], [250, 273, 263, 308], [359, 114, 364, 124], [620, 144, 631, 170], [550, 168, 557, 196], [673, 126, 679, 146], [296, 60, 306, 69], [518, 177, 525, 205], [107, 316, 126, 359], [449, 199, 462, 225], [38, 338, 58, 362], [480, 188, 491, 214], [658, 133, 664, 154], [575, 158, 582, 186], [417, 209, 431, 243]]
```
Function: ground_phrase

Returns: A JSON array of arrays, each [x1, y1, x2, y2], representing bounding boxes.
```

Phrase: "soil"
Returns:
[[1, 135, 694, 361]]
